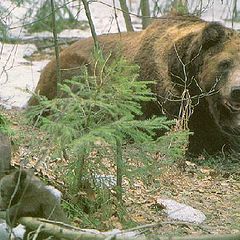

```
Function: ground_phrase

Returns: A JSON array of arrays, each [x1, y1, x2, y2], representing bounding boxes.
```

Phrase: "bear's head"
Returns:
[[167, 20, 240, 152], [196, 23, 240, 136], [167, 21, 240, 138]]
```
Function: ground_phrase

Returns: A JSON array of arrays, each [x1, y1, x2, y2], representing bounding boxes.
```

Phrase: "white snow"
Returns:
[[0, 43, 48, 109]]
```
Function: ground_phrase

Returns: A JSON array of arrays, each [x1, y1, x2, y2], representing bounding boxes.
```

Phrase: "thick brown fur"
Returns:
[[28, 15, 240, 154], [0, 169, 69, 239]]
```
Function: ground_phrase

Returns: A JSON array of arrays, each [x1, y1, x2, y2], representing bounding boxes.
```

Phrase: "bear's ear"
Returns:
[[13, 170, 27, 185], [201, 22, 226, 49]]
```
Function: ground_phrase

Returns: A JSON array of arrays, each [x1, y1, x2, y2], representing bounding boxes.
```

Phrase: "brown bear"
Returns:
[[0, 169, 69, 239], [28, 15, 240, 154]]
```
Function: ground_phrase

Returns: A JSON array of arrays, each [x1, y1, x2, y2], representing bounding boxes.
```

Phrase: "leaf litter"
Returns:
[[3, 108, 240, 237]]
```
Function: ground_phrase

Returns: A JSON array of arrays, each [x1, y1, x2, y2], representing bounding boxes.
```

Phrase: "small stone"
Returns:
[[23, 45, 38, 58], [45, 185, 62, 203], [157, 198, 206, 224], [0, 223, 10, 240]]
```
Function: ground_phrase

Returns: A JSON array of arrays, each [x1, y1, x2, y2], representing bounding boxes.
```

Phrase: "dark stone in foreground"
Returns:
[[0, 133, 11, 178]]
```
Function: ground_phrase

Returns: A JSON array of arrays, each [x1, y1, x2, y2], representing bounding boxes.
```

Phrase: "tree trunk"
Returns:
[[119, 0, 134, 32], [82, 0, 99, 50], [140, 0, 151, 29], [50, 0, 61, 91]]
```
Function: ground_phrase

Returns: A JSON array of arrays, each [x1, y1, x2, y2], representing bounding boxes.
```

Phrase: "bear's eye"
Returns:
[[219, 59, 232, 71]]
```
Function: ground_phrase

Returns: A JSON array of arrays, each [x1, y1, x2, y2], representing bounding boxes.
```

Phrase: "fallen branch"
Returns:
[[18, 217, 240, 240], [0, 36, 79, 50], [0, 212, 239, 240], [19, 217, 146, 240]]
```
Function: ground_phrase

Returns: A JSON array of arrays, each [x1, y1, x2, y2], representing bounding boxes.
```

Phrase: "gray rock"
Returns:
[[93, 174, 116, 189], [0, 222, 25, 240], [22, 45, 38, 58], [12, 224, 25, 239], [0, 185, 61, 240], [0, 222, 10, 239], [45, 185, 62, 203], [0, 133, 11, 178], [157, 198, 206, 224]]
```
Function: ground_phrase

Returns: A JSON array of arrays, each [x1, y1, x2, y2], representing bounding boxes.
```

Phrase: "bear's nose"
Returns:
[[231, 86, 240, 101]]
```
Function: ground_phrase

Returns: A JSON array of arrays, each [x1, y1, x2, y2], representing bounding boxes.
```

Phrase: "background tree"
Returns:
[[140, 0, 151, 29], [171, 0, 189, 14], [119, 0, 134, 31]]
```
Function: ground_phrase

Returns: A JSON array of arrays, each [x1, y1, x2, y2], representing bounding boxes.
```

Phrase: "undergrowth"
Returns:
[[25, 48, 191, 228]]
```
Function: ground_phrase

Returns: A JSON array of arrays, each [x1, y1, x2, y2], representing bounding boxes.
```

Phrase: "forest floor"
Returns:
[[3, 108, 240, 238]]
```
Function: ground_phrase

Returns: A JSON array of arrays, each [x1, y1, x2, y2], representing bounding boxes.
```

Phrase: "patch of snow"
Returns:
[[0, 222, 25, 240], [12, 224, 25, 240], [0, 222, 10, 240], [0, 43, 48, 108], [157, 198, 206, 224]]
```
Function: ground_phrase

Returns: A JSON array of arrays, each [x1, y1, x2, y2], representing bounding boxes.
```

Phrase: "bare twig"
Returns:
[[50, 0, 62, 89], [112, 0, 122, 34], [82, 0, 99, 49]]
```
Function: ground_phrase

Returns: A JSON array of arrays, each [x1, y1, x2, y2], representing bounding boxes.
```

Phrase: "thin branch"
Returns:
[[112, 0, 122, 34], [82, 0, 99, 49], [50, 0, 62, 89]]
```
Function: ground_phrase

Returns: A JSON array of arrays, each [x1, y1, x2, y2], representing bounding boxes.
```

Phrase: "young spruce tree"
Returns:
[[27, 49, 174, 206]]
